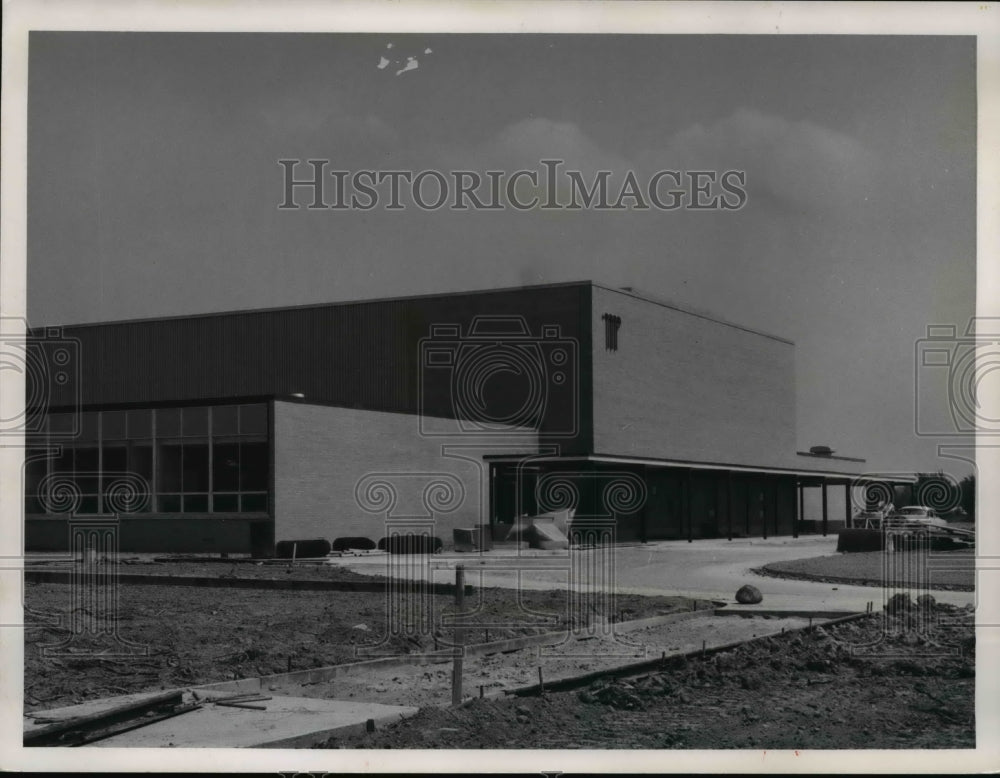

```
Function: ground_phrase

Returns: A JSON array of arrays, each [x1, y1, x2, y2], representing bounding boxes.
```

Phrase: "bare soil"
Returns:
[[26, 557, 381, 583], [23, 569, 706, 712], [281, 614, 812, 708], [322, 603, 975, 750], [758, 550, 974, 591]]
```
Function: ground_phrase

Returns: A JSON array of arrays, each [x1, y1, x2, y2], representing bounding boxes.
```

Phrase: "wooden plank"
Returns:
[[25, 690, 185, 746]]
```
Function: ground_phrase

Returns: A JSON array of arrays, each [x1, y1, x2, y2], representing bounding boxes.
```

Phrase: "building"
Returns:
[[23, 281, 869, 556]]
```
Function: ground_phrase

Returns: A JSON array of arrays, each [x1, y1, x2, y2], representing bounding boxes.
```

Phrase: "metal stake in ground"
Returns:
[[451, 565, 465, 706]]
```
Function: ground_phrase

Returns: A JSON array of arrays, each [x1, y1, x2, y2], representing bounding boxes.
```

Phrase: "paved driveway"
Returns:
[[331, 536, 975, 613]]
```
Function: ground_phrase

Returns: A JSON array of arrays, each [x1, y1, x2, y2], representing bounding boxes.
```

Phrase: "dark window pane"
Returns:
[[157, 443, 183, 492], [183, 406, 208, 436], [212, 405, 239, 436], [157, 494, 181, 512], [183, 494, 209, 513], [101, 410, 127, 440], [52, 447, 73, 478], [80, 412, 99, 441], [25, 495, 45, 514], [239, 442, 268, 491], [241, 493, 268, 513], [182, 444, 209, 492], [49, 413, 76, 436], [213, 494, 239, 512], [127, 409, 152, 438], [104, 479, 147, 514], [103, 446, 127, 473], [239, 404, 267, 435], [77, 496, 99, 514], [213, 443, 240, 491], [110, 481, 152, 513], [75, 475, 100, 495], [129, 443, 153, 482], [74, 447, 99, 474], [157, 408, 181, 438], [24, 451, 48, 495]]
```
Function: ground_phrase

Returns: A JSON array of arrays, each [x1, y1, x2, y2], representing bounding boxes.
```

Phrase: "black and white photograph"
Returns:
[[1, 0, 997, 773]]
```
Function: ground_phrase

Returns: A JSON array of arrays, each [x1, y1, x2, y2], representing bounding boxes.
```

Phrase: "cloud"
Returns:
[[414, 109, 878, 218], [643, 108, 882, 215], [488, 117, 631, 174]]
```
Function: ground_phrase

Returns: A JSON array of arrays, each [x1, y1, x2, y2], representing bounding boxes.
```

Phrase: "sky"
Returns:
[[27, 33, 976, 475]]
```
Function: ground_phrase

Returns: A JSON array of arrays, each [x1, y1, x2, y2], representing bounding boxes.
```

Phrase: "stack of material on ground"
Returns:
[[502, 510, 572, 550], [453, 525, 494, 552], [24, 690, 200, 747]]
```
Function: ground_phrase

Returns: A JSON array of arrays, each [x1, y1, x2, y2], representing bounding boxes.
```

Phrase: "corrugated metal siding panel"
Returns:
[[38, 285, 590, 430]]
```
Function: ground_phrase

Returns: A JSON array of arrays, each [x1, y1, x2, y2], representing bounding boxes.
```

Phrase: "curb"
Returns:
[[24, 568, 473, 596], [505, 611, 873, 697]]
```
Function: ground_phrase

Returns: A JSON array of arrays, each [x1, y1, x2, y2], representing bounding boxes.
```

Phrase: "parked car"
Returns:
[[883, 505, 948, 531]]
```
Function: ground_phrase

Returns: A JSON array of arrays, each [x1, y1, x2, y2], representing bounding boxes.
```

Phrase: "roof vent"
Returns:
[[809, 445, 835, 456]]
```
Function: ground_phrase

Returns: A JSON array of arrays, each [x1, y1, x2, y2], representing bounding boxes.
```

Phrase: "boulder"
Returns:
[[735, 584, 763, 604]]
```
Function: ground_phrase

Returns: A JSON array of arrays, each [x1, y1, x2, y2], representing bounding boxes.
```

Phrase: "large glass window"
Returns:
[[25, 402, 270, 517], [127, 409, 152, 438]]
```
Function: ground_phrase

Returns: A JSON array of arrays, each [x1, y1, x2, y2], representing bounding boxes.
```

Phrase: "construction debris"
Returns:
[[24, 690, 199, 747]]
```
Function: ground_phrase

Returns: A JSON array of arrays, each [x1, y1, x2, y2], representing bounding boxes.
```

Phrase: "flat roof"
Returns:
[[594, 283, 794, 346], [32, 280, 595, 330], [482, 452, 869, 480], [33, 280, 792, 344]]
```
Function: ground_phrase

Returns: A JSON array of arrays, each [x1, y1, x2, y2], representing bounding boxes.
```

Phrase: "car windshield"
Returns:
[[899, 508, 927, 515]]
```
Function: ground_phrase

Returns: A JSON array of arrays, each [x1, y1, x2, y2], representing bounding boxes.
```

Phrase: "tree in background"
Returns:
[[892, 471, 972, 520], [958, 474, 975, 521]]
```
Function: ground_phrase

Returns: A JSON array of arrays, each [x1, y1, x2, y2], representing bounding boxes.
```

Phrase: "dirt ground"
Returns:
[[758, 549, 974, 591], [27, 557, 383, 583], [281, 614, 812, 708], [23, 570, 707, 712], [323, 602, 975, 750]]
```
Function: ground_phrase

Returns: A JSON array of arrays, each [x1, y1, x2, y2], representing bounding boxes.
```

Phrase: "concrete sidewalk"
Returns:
[[328, 536, 975, 613]]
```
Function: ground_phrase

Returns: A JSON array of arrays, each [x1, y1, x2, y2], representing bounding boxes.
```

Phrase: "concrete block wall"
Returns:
[[272, 400, 538, 545], [591, 286, 798, 470]]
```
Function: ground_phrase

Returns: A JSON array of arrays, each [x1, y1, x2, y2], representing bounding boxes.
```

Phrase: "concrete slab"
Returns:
[[25, 691, 418, 748]]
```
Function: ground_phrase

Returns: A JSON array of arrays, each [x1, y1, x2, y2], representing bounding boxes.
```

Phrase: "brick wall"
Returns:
[[272, 400, 538, 545], [591, 286, 798, 469]]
